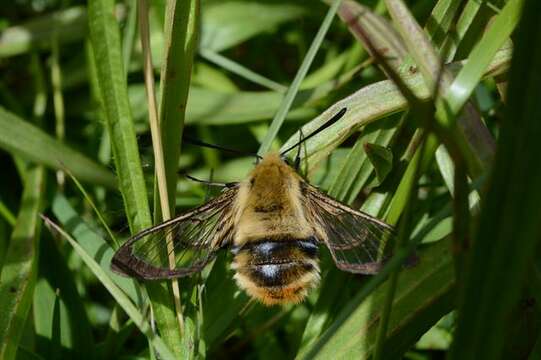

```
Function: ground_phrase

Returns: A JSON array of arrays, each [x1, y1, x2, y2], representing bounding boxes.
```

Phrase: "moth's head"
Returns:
[[249, 152, 298, 187], [256, 152, 301, 171], [258, 152, 289, 167]]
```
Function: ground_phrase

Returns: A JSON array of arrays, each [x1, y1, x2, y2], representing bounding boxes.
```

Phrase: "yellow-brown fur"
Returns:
[[231, 152, 320, 305]]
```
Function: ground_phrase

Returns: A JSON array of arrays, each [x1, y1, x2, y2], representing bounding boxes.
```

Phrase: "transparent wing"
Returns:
[[111, 186, 238, 280], [304, 185, 394, 274]]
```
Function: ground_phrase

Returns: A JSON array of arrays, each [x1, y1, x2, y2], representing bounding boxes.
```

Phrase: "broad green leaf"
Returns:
[[0, 2, 306, 62], [200, 2, 306, 52], [0, 107, 116, 188], [33, 234, 95, 359], [51, 194, 142, 304], [129, 84, 331, 126], [41, 217, 177, 360]]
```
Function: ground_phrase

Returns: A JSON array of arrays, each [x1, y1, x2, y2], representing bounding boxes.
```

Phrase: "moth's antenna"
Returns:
[[183, 173, 237, 188], [280, 107, 347, 157], [293, 128, 304, 171], [184, 136, 263, 160]]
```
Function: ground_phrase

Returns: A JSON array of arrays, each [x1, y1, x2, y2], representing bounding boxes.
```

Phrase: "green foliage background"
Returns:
[[0, 0, 540, 359]]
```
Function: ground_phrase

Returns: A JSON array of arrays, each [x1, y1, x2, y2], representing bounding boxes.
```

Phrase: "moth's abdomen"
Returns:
[[232, 238, 320, 305]]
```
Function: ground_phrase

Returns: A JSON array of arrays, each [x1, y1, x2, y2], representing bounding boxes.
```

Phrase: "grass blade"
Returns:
[[157, 0, 199, 214], [280, 45, 511, 167], [156, 0, 200, 351], [199, 48, 286, 92], [0, 107, 116, 188], [298, 238, 454, 359], [257, 0, 342, 155], [41, 216, 177, 360], [51, 194, 143, 304], [445, 0, 524, 115], [338, 0, 408, 73], [33, 234, 95, 359], [450, 1, 541, 358], [88, 0, 151, 232], [0, 166, 46, 360], [87, 0, 183, 355]]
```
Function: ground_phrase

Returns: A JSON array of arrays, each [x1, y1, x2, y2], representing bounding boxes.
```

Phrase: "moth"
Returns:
[[111, 108, 394, 305]]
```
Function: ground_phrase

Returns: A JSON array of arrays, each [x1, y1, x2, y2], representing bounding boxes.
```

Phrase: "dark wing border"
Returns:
[[111, 186, 238, 280]]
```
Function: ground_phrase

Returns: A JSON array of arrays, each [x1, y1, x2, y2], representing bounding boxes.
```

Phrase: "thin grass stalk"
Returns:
[[63, 168, 119, 249], [441, 0, 483, 61], [122, 0, 138, 77], [51, 34, 65, 187], [199, 48, 286, 92], [0, 202, 15, 227], [257, 0, 343, 156], [30, 54, 47, 125], [137, 0, 183, 332]]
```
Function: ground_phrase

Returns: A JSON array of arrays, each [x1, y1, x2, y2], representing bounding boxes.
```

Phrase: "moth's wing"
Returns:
[[111, 186, 238, 280], [304, 185, 394, 274]]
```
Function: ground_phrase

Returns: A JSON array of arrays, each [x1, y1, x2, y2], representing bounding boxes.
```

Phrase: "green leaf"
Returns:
[[41, 216, 177, 360], [51, 194, 142, 304], [364, 143, 393, 184], [158, 0, 198, 215], [0, 107, 116, 188], [450, 1, 541, 358], [14, 347, 44, 360], [88, 0, 151, 232], [202, 254, 249, 347], [298, 238, 455, 359], [33, 234, 95, 359], [0, 166, 46, 360], [87, 0, 182, 355], [445, 0, 524, 116], [328, 132, 379, 201], [280, 45, 511, 168], [200, 2, 306, 52]]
